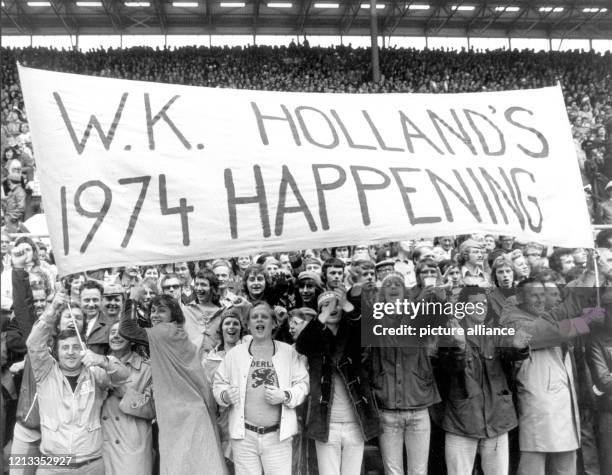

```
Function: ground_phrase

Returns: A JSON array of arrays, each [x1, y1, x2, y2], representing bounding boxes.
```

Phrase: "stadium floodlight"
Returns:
[[539, 6, 552, 12], [494, 6, 519, 12], [220, 1, 246, 6], [361, 3, 386, 9], [314, 2, 340, 8], [451, 5, 475, 11], [172, 1, 198, 6], [125, 1, 151, 6], [27, 1, 51, 6], [408, 4, 430, 10], [76, 1, 103, 6], [267, 2, 292, 7], [583, 7, 606, 13]]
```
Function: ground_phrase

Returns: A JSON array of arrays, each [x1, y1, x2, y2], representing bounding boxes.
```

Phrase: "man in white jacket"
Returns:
[[213, 302, 309, 475]]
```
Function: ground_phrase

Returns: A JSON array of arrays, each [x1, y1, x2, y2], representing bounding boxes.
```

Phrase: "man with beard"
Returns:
[[2, 159, 26, 233], [81, 280, 113, 355], [549, 249, 576, 283], [102, 283, 124, 322], [500, 276, 604, 475]]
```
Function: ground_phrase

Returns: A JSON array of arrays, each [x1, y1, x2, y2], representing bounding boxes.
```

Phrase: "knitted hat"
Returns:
[[317, 291, 338, 310], [381, 271, 405, 287], [304, 257, 323, 267], [296, 271, 323, 288], [375, 259, 396, 271]]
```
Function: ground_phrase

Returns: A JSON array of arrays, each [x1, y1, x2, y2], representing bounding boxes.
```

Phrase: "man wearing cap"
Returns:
[[102, 283, 124, 322], [296, 291, 381, 475], [597, 181, 612, 224], [458, 239, 489, 286], [375, 259, 396, 284]]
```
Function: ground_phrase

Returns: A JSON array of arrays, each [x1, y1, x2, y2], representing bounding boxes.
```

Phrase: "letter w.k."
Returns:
[[54, 92, 128, 155]]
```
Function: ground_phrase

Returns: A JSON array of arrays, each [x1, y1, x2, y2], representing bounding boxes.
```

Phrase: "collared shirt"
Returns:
[[460, 265, 489, 285], [182, 301, 222, 352], [220, 290, 239, 308]]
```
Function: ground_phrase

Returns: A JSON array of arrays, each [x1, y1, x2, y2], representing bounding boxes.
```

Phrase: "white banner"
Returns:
[[18, 65, 591, 276]]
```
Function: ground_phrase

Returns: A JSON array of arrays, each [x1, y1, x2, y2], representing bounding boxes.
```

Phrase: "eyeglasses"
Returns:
[[162, 284, 181, 290]]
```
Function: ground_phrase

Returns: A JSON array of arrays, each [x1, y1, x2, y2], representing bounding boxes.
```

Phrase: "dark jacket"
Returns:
[[369, 346, 440, 410], [438, 333, 527, 438], [86, 311, 114, 355], [296, 316, 381, 443], [5, 268, 36, 364], [586, 326, 612, 413]]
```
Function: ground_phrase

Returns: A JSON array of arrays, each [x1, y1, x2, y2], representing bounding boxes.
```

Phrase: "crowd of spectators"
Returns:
[[1, 44, 612, 227], [1, 43, 612, 475]]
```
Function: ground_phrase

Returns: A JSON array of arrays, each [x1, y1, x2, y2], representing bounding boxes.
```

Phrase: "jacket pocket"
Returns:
[[40, 416, 59, 432], [86, 420, 101, 432], [546, 367, 564, 393]]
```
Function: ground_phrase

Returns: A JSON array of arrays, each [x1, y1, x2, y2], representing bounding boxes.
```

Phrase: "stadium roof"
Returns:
[[1, 1, 611, 39]]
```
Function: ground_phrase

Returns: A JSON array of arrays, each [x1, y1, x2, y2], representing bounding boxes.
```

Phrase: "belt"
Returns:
[[66, 456, 102, 469], [245, 423, 280, 435]]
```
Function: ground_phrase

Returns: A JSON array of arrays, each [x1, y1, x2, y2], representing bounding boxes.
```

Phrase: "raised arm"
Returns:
[[26, 293, 66, 382], [119, 299, 149, 347]]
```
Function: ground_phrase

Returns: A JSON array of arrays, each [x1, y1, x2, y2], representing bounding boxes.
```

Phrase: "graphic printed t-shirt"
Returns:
[[245, 348, 281, 427]]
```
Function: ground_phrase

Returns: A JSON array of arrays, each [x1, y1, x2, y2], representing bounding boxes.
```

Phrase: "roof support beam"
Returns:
[[101, 0, 123, 32], [153, 0, 167, 33], [297, 0, 313, 34]]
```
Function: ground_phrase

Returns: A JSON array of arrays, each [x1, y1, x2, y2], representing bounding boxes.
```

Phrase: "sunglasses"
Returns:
[[162, 284, 181, 290]]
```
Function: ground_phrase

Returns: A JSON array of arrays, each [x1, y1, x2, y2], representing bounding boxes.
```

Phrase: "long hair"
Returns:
[[134, 278, 159, 306], [294, 278, 323, 311], [150, 294, 185, 324], [215, 311, 245, 351], [194, 270, 221, 306], [54, 302, 87, 335], [14, 236, 40, 268], [242, 264, 271, 303]]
